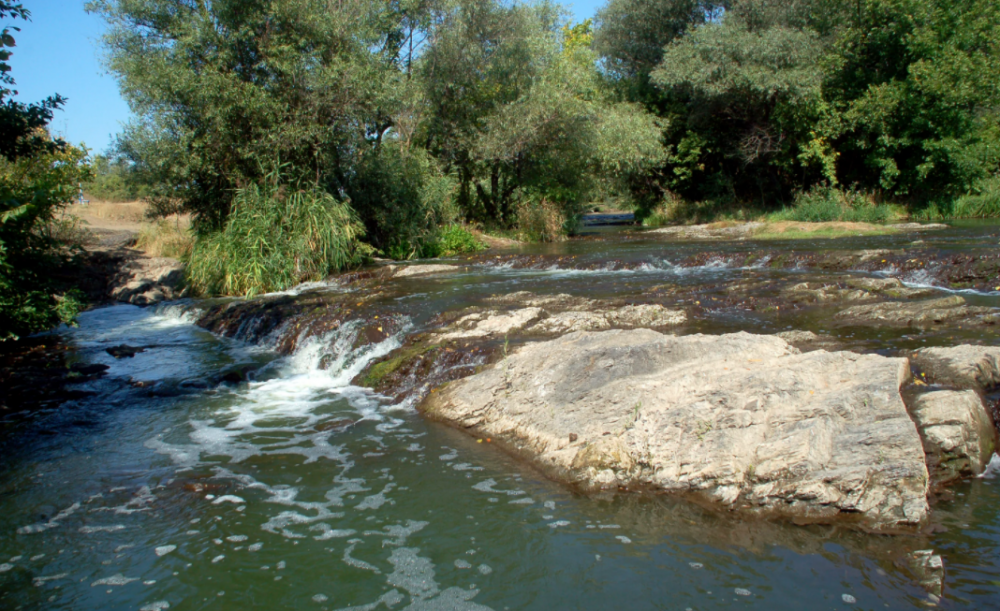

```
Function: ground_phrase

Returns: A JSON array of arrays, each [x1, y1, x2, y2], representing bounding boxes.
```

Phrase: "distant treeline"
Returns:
[[81, 0, 999, 291]]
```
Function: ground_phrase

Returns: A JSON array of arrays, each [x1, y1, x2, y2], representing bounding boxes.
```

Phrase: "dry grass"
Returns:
[[67, 200, 149, 224], [134, 217, 195, 259]]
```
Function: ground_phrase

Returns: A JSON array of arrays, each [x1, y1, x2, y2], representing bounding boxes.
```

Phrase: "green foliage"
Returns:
[[347, 140, 458, 259], [83, 154, 150, 202], [0, 4, 91, 340], [826, 0, 1000, 202], [419, 1, 667, 234], [769, 186, 899, 223], [88, 0, 407, 229], [953, 177, 1000, 219], [427, 225, 486, 257], [596, 0, 1000, 219], [186, 171, 372, 297]]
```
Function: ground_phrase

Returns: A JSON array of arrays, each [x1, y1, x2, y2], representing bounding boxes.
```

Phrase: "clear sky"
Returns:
[[9, 0, 605, 155]]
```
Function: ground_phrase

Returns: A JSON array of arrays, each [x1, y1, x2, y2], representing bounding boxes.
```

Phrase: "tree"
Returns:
[[417, 1, 666, 230], [650, 5, 830, 201], [823, 0, 1000, 202], [88, 0, 401, 229]]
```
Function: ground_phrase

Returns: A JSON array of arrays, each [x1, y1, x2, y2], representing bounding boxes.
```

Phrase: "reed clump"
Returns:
[[186, 173, 372, 297]]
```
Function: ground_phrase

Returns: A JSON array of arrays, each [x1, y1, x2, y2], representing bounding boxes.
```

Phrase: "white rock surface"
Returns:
[[392, 264, 460, 278], [423, 330, 929, 530], [909, 390, 997, 481], [911, 345, 1000, 393]]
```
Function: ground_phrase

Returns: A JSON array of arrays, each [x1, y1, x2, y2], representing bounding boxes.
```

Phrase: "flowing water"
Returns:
[[3, 225, 1000, 610]]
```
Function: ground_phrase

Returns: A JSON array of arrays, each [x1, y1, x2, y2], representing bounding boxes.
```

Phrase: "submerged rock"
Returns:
[[834, 296, 999, 328], [908, 390, 997, 483], [422, 330, 929, 531], [782, 277, 938, 306], [391, 264, 461, 278], [432, 308, 546, 341]]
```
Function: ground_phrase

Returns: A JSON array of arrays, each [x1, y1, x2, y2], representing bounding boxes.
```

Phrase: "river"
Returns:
[[2, 224, 999, 610]]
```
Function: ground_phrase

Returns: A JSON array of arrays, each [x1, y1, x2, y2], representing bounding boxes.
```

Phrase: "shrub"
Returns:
[[952, 177, 1000, 218], [346, 142, 458, 260], [427, 224, 486, 257], [186, 173, 372, 297], [513, 197, 571, 242], [770, 187, 900, 223]]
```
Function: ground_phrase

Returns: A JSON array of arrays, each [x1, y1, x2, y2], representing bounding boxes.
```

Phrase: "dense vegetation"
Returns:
[[77, 0, 1000, 297], [0, 2, 88, 340]]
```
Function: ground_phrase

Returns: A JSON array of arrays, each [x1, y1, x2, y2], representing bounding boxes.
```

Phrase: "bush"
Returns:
[[512, 197, 572, 242], [421, 224, 486, 258], [186, 173, 372, 297], [770, 187, 900, 223], [346, 142, 459, 260], [0, 136, 90, 340], [82, 154, 151, 203], [952, 177, 1000, 218]]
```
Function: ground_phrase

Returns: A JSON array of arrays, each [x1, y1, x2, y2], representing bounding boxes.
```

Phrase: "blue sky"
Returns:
[[9, 0, 605, 154]]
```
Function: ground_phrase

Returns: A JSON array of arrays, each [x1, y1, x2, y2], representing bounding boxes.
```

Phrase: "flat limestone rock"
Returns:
[[911, 345, 1000, 393], [909, 390, 997, 483], [423, 330, 929, 531], [433, 304, 687, 340], [392, 264, 461, 278], [833, 296, 999, 328], [433, 308, 545, 341]]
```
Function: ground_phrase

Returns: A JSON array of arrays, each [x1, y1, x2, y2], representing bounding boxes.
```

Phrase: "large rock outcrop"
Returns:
[[423, 330, 930, 531]]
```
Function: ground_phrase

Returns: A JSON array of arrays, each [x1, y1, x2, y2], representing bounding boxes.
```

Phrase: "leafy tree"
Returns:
[[418, 1, 666, 231], [88, 0, 402, 229], [823, 0, 1000, 203], [650, 5, 830, 202], [83, 153, 152, 202]]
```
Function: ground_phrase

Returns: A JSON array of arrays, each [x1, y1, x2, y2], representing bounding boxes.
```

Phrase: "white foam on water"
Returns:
[[154, 545, 176, 557], [980, 453, 1000, 478], [212, 495, 246, 505], [310, 524, 356, 540], [471, 479, 524, 496], [79, 525, 126, 533], [343, 540, 382, 574], [0, 563, 12, 573], [355, 483, 397, 510], [139, 602, 170, 611], [18, 502, 81, 534], [548, 521, 571, 528], [91, 573, 139, 587]]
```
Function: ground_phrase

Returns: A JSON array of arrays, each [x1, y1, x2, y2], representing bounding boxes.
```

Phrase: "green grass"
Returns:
[[768, 187, 903, 223], [953, 176, 1000, 218], [186, 171, 372, 297]]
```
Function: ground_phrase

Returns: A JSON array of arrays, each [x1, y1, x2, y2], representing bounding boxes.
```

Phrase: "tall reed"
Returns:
[[187, 173, 371, 297]]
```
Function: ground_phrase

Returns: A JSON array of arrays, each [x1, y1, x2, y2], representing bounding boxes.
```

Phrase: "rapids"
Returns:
[[2, 223, 1000, 610]]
